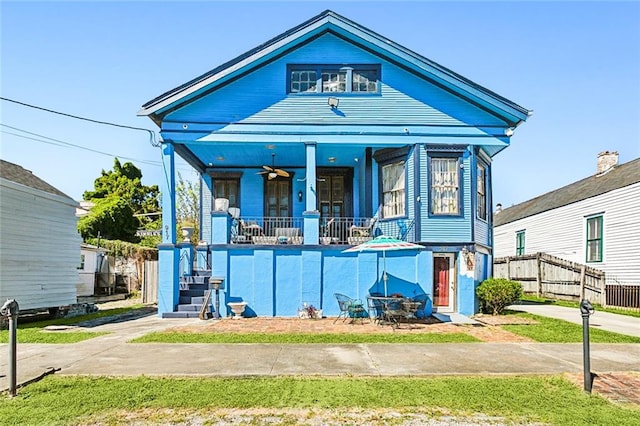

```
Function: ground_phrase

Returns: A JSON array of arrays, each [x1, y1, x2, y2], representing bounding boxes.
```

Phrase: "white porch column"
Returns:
[[303, 141, 319, 244], [157, 142, 179, 316], [304, 141, 317, 211]]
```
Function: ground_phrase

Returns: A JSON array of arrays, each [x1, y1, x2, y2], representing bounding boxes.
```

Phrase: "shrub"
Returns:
[[476, 278, 523, 315]]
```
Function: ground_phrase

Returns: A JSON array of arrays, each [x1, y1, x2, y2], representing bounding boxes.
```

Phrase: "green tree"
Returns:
[[176, 172, 200, 244], [79, 158, 159, 242]]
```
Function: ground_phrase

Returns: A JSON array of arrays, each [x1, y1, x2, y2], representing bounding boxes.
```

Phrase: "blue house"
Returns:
[[138, 10, 530, 319]]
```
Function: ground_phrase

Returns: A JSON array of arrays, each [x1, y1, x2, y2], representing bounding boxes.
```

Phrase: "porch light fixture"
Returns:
[[298, 190, 303, 202], [327, 97, 339, 109]]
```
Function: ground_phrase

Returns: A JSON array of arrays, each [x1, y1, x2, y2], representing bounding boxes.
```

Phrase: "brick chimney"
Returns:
[[597, 151, 619, 175]]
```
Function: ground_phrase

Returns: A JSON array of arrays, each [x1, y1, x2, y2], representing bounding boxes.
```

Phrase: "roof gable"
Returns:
[[139, 9, 531, 127], [0, 159, 74, 201], [494, 157, 640, 226]]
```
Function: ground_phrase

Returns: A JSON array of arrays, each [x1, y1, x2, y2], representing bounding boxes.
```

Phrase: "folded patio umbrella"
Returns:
[[342, 235, 424, 296]]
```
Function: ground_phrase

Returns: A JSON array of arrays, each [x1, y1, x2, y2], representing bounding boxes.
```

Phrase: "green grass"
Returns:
[[0, 329, 107, 344], [505, 312, 640, 343], [18, 305, 146, 329], [1, 376, 638, 425], [521, 295, 640, 318], [0, 305, 144, 344], [131, 331, 480, 343]]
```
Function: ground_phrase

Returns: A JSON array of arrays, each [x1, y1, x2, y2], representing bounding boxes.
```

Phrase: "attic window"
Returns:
[[288, 64, 380, 94]]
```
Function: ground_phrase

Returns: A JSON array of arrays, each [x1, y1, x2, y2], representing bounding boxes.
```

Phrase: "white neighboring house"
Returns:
[[493, 152, 640, 285], [0, 159, 82, 311], [77, 243, 108, 297]]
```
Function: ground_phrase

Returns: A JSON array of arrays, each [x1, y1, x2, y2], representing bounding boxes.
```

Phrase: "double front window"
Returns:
[[381, 161, 405, 218], [430, 157, 460, 215], [289, 64, 380, 94]]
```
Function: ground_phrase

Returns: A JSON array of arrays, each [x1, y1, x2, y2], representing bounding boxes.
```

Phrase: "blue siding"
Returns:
[[406, 147, 416, 240], [166, 33, 505, 128], [475, 219, 489, 245], [200, 175, 212, 243]]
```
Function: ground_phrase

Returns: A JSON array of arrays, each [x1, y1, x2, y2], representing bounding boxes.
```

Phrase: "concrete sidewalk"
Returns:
[[508, 302, 640, 338], [1, 311, 639, 392]]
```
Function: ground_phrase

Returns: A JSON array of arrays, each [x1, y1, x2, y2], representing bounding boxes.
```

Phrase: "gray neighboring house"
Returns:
[[493, 151, 640, 285], [0, 159, 82, 311]]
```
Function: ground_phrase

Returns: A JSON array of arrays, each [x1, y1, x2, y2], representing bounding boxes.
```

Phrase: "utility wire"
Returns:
[[0, 96, 160, 147], [1, 124, 194, 173], [0, 124, 162, 166]]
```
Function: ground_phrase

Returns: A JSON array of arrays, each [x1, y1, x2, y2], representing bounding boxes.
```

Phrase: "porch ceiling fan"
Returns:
[[258, 153, 290, 180]]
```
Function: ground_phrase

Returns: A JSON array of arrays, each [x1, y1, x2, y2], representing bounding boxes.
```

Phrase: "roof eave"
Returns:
[[138, 9, 531, 126]]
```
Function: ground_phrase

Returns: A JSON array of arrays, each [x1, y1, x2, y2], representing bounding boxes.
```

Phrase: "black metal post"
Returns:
[[1, 299, 19, 397], [580, 299, 594, 394], [214, 288, 220, 320]]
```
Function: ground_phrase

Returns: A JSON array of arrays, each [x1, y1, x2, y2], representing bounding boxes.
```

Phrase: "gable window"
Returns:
[[290, 70, 317, 93], [430, 157, 460, 215], [477, 163, 487, 220], [288, 64, 380, 94], [586, 215, 603, 262], [381, 161, 406, 218], [516, 230, 525, 256]]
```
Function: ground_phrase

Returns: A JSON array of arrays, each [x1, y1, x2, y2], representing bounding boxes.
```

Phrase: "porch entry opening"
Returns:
[[433, 253, 455, 312], [318, 168, 353, 242]]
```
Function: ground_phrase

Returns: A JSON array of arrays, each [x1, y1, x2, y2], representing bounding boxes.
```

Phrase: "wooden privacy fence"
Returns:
[[493, 253, 605, 304], [142, 260, 158, 304]]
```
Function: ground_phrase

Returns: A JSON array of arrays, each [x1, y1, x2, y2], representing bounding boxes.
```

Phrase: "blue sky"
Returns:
[[1, 1, 639, 208]]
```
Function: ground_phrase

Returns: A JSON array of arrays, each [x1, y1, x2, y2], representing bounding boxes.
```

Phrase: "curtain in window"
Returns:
[[382, 161, 405, 217], [431, 158, 459, 214]]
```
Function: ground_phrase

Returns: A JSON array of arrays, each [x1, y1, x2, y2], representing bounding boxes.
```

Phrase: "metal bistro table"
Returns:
[[367, 296, 421, 328]]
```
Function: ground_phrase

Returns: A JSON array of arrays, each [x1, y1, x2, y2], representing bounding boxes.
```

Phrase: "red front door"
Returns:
[[433, 254, 454, 310]]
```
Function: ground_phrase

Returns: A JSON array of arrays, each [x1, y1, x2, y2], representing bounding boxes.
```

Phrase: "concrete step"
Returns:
[[177, 304, 201, 312], [185, 283, 209, 291], [162, 312, 202, 319], [194, 269, 212, 277], [180, 289, 207, 298]]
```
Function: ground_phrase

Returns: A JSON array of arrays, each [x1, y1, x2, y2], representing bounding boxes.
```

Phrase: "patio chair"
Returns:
[[381, 297, 406, 328], [410, 293, 429, 318], [333, 293, 367, 323], [366, 295, 385, 324]]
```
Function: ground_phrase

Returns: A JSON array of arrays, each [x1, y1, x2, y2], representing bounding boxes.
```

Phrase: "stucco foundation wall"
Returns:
[[210, 246, 433, 317]]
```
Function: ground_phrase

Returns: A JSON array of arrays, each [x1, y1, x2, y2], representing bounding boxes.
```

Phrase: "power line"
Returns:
[[0, 96, 160, 147], [2, 126, 197, 175], [0, 124, 162, 167]]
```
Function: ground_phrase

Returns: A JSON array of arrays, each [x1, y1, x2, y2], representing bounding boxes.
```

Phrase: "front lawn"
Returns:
[[1, 376, 638, 425], [0, 305, 145, 344], [520, 295, 640, 318], [505, 312, 640, 343]]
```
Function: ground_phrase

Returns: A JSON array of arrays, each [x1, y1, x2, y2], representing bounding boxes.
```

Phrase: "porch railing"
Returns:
[[319, 217, 415, 245], [228, 216, 415, 245], [231, 216, 304, 245]]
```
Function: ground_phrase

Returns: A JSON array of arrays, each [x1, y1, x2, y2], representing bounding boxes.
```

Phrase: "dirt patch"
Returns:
[[167, 316, 534, 343]]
